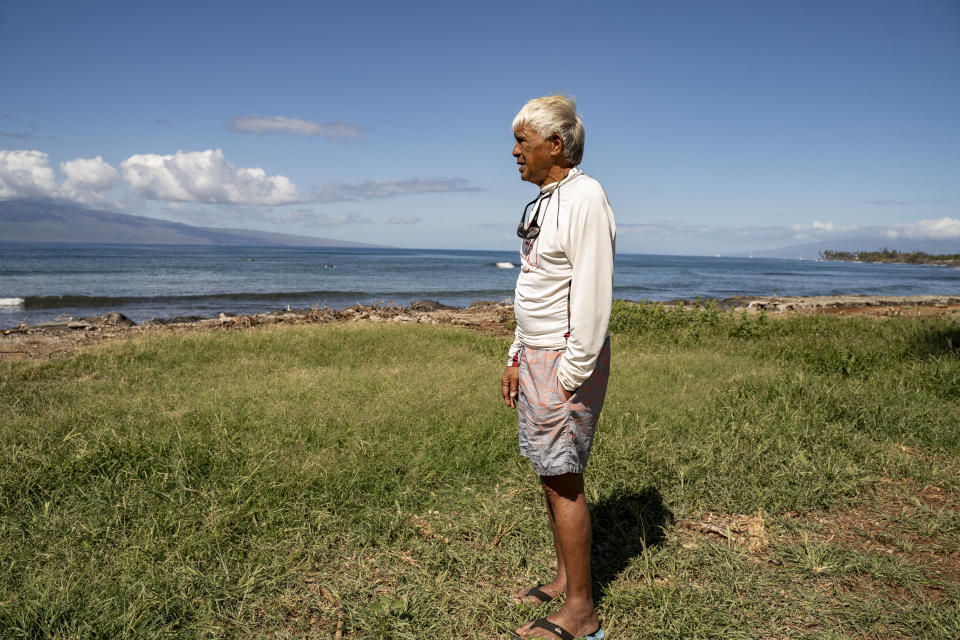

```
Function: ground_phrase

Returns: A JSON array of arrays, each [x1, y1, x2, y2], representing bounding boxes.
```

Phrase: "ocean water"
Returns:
[[1, 243, 958, 328]]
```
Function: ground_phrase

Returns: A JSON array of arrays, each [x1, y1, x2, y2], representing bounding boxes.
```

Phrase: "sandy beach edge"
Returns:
[[2, 294, 959, 361]]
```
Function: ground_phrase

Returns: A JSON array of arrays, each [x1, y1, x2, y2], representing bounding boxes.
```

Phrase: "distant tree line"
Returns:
[[820, 248, 960, 265]]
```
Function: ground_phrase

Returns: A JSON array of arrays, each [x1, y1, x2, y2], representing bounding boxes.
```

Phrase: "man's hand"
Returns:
[[561, 385, 574, 401], [501, 366, 519, 408]]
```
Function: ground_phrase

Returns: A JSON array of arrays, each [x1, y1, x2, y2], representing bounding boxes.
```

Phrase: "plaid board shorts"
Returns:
[[517, 337, 611, 476]]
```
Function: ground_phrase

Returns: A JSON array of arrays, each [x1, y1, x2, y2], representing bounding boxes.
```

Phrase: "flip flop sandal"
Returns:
[[509, 584, 557, 607], [513, 617, 605, 640]]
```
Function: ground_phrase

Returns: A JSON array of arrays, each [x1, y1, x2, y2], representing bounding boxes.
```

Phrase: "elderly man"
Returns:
[[502, 95, 615, 640]]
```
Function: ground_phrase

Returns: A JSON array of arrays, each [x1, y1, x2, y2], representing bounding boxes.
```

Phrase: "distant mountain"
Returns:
[[0, 200, 380, 247], [733, 238, 960, 260]]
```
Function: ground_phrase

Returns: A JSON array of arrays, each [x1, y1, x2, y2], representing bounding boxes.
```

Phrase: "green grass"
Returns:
[[2, 305, 959, 638]]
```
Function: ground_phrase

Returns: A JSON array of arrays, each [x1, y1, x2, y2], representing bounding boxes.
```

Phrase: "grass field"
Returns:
[[2, 303, 959, 639]]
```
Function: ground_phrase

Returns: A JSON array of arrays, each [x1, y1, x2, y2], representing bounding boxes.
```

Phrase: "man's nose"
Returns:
[[512, 143, 521, 157]]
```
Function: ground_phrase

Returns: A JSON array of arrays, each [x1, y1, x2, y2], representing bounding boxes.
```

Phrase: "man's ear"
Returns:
[[550, 133, 564, 158]]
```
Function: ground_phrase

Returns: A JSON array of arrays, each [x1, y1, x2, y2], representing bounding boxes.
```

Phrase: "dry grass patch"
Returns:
[[679, 511, 769, 553], [774, 479, 960, 604]]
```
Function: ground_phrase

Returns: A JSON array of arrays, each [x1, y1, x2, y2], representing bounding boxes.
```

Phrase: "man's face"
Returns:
[[513, 125, 558, 187]]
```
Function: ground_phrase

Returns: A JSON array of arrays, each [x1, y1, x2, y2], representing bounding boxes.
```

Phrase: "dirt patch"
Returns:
[[676, 480, 959, 606], [0, 328, 125, 360], [0, 302, 515, 362], [781, 480, 960, 595], [917, 483, 955, 508]]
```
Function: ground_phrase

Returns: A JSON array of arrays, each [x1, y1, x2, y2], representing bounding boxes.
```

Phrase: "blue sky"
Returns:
[[1, 0, 957, 254]]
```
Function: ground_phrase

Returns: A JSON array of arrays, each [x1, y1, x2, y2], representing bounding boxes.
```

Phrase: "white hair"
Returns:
[[512, 94, 585, 166]]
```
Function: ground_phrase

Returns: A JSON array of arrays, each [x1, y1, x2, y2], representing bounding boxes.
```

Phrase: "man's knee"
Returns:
[[540, 472, 584, 501]]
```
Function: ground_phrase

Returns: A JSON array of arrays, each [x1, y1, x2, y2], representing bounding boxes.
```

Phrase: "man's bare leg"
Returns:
[[512, 488, 568, 604], [516, 473, 600, 639], [546, 488, 568, 590]]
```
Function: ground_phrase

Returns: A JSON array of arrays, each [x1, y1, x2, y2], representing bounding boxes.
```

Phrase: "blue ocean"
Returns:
[[1, 244, 959, 328]]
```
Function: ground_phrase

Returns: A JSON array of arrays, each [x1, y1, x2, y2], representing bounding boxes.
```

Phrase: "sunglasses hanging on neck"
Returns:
[[517, 193, 548, 239], [517, 171, 577, 239]]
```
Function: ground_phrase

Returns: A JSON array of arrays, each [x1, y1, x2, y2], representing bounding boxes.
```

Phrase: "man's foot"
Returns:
[[510, 582, 563, 606], [513, 608, 601, 639]]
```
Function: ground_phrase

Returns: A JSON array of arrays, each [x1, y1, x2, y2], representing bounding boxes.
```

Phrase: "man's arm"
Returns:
[[557, 182, 615, 392]]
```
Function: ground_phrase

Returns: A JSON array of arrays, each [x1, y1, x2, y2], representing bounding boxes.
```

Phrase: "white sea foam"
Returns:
[[495, 262, 515, 269], [0, 297, 25, 307]]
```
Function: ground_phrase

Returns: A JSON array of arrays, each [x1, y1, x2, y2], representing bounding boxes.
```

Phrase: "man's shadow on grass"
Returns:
[[590, 486, 673, 602]]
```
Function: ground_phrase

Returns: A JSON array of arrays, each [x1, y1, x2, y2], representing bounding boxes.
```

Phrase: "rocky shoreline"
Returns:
[[721, 293, 960, 316], [2, 294, 959, 361]]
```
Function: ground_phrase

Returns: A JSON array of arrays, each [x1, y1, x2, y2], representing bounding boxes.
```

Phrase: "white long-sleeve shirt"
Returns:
[[508, 168, 616, 391]]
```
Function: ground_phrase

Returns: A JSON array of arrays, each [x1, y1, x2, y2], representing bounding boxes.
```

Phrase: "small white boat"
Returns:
[[495, 262, 515, 269]]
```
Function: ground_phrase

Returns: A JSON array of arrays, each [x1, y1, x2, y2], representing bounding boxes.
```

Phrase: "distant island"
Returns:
[[0, 199, 381, 247], [820, 248, 960, 267]]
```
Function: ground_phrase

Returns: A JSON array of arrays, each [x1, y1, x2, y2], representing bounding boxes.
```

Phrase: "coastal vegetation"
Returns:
[[820, 248, 960, 266], [2, 304, 958, 638]]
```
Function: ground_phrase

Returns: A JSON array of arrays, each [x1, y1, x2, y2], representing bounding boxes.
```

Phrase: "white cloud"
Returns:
[[120, 149, 305, 205], [2, 148, 477, 216], [3, 148, 479, 218], [388, 215, 422, 225], [885, 217, 960, 239], [316, 177, 478, 202], [789, 218, 960, 242], [0, 150, 120, 205], [59, 156, 121, 205], [788, 220, 860, 241], [797, 220, 836, 232], [616, 218, 960, 246], [229, 115, 363, 140], [0, 150, 58, 198]]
